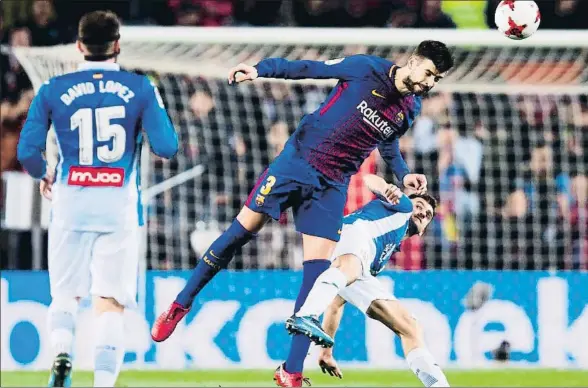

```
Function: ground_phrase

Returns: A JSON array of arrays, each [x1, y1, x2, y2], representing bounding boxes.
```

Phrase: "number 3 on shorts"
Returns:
[[260, 175, 276, 195]]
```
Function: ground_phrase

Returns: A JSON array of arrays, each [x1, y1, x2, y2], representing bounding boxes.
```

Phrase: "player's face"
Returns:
[[410, 197, 434, 235], [404, 58, 445, 96]]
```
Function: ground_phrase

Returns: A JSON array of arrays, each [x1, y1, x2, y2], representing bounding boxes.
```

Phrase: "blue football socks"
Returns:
[[176, 219, 255, 307], [284, 259, 331, 373]]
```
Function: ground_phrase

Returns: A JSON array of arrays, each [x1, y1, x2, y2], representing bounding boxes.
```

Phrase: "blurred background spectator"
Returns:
[[1, 0, 587, 271], [0, 0, 585, 31]]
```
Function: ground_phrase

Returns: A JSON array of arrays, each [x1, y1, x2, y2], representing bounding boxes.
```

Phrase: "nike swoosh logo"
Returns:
[[372, 89, 385, 99], [209, 250, 220, 259]]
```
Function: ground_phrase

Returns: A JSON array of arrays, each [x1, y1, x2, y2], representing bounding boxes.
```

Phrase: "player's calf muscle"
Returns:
[[237, 206, 270, 233], [367, 299, 424, 351]]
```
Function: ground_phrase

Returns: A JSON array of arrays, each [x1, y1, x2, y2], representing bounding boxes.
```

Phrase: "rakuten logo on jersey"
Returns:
[[68, 166, 125, 187], [356, 101, 395, 138]]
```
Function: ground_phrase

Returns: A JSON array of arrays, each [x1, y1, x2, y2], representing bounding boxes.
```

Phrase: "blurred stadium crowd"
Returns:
[[1, 0, 587, 271]]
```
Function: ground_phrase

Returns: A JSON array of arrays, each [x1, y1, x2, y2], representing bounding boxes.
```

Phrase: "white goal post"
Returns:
[[10, 27, 588, 282]]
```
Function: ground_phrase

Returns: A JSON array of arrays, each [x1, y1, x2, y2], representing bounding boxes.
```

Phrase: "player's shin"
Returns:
[[47, 298, 78, 387], [401, 316, 449, 387], [48, 298, 78, 359], [369, 300, 449, 388], [93, 298, 125, 388], [296, 255, 360, 317], [284, 259, 331, 373], [406, 348, 450, 388], [175, 219, 256, 308], [295, 267, 348, 317]]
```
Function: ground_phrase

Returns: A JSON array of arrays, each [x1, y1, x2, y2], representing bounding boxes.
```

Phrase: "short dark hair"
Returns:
[[78, 10, 120, 56], [409, 192, 438, 216], [413, 40, 454, 74]]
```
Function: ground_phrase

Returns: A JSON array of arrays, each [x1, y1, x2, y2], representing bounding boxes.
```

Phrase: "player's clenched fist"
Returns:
[[382, 183, 403, 205], [403, 173, 428, 195], [227, 63, 258, 84], [39, 172, 54, 201]]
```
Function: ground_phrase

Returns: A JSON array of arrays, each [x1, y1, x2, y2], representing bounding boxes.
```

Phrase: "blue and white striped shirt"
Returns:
[[343, 194, 413, 275]]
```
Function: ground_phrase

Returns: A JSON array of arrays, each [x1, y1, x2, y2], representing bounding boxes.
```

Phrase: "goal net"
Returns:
[[12, 27, 588, 272]]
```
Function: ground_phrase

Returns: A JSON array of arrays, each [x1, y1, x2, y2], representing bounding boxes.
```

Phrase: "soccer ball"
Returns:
[[494, 0, 541, 40]]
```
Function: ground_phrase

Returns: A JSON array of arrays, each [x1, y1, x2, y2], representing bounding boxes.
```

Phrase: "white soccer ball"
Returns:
[[494, 0, 541, 40]]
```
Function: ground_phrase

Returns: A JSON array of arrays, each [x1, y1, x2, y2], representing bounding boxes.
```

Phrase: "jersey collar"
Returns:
[[77, 61, 120, 72]]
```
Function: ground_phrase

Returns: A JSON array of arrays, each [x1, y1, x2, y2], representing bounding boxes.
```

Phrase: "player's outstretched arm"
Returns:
[[16, 83, 51, 180], [141, 77, 179, 159], [378, 139, 427, 194], [363, 174, 413, 212], [318, 296, 345, 379], [228, 56, 365, 83]]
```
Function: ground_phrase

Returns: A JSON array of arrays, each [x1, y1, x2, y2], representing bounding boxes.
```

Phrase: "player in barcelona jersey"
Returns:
[[17, 11, 178, 388], [276, 174, 449, 387], [151, 40, 453, 371]]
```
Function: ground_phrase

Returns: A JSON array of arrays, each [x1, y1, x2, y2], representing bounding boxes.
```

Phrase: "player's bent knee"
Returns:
[[237, 206, 270, 233], [93, 296, 124, 315], [331, 254, 362, 283]]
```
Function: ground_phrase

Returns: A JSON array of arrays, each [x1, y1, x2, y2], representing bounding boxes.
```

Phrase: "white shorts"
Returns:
[[338, 276, 396, 313], [330, 225, 376, 278], [48, 225, 140, 308], [330, 226, 396, 313]]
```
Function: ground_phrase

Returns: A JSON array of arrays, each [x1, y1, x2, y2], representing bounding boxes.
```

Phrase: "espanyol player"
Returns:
[[17, 10, 178, 387], [279, 174, 449, 387], [152, 41, 453, 382]]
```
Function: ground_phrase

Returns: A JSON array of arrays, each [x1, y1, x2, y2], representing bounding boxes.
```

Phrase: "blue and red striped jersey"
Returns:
[[255, 55, 422, 183]]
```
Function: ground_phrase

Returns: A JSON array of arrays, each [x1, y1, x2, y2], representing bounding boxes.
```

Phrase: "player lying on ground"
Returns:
[[152, 42, 453, 377], [274, 174, 449, 388], [17, 10, 178, 388]]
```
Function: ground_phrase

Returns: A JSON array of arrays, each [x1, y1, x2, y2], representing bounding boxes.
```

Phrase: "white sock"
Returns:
[[93, 311, 125, 387], [406, 347, 450, 387], [296, 267, 348, 317], [47, 298, 78, 358]]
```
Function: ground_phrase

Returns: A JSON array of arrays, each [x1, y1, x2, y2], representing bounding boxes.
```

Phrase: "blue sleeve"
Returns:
[[378, 139, 410, 183], [375, 192, 414, 213], [16, 82, 51, 179], [141, 77, 179, 159], [255, 56, 367, 81], [556, 173, 571, 195]]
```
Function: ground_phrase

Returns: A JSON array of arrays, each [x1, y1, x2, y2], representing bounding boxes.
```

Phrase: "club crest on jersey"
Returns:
[[356, 100, 395, 138], [255, 194, 266, 207], [394, 111, 404, 124], [370, 243, 397, 276]]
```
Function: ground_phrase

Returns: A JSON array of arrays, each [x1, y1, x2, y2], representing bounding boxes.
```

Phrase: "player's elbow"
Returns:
[[152, 143, 178, 159], [16, 143, 44, 179], [16, 142, 33, 167], [152, 138, 179, 159]]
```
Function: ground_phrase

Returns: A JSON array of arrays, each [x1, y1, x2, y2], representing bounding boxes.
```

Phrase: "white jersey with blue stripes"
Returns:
[[342, 194, 413, 275], [17, 62, 178, 232]]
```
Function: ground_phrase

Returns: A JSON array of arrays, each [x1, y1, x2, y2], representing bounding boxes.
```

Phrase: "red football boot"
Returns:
[[151, 301, 190, 342], [273, 363, 311, 387]]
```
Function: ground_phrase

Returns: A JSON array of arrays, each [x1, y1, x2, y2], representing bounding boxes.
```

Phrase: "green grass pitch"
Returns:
[[1, 369, 587, 387]]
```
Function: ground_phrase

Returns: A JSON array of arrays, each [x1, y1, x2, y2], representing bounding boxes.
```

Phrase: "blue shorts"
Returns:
[[245, 151, 347, 242]]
